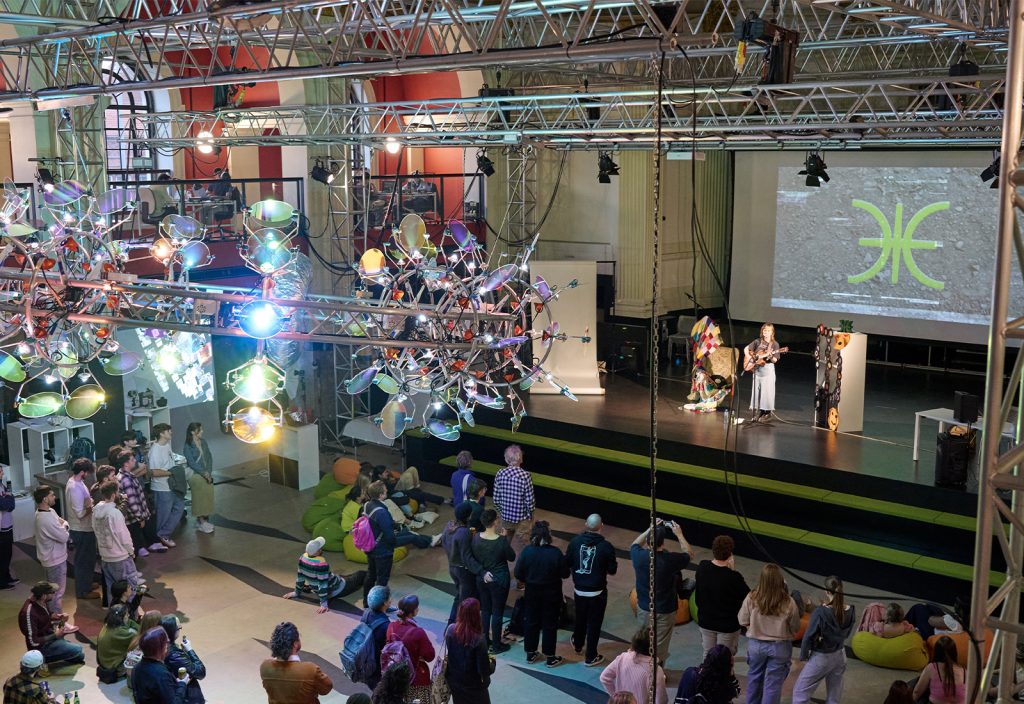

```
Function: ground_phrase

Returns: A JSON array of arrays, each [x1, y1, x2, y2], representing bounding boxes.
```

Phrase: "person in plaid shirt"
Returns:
[[2, 650, 53, 704], [493, 444, 535, 554], [114, 451, 165, 558]]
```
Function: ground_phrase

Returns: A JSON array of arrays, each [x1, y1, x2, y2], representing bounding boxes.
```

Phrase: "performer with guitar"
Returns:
[[743, 323, 788, 422]]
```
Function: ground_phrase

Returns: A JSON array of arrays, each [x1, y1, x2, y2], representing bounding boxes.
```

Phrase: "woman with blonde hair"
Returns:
[[792, 576, 855, 704], [738, 564, 801, 704]]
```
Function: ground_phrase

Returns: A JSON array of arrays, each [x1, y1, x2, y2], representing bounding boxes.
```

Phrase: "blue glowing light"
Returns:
[[237, 301, 285, 339]]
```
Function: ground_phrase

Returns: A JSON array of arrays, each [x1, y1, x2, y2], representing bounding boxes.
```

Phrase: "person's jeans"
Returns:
[[153, 491, 185, 540], [449, 566, 480, 623], [69, 530, 97, 597], [404, 487, 446, 507], [792, 649, 846, 704], [44, 562, 67, 614], [523, 583, 561, 657], [395, 527, 432, 550], [572, 590, 608, 661], [0, 526, 14, 585], [746, 639, 793, 704], [699, 627, 741, 656], [39, 637, 85, 665], [363, 552, 394, 602], [102, 558, 140, 593], [637, 608, 676, 664], [128, 520, 160, 552], [478, 576, 510, 647]]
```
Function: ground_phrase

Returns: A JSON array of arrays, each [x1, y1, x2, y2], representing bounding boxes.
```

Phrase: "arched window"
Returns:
[[103, 61, 155, 183]]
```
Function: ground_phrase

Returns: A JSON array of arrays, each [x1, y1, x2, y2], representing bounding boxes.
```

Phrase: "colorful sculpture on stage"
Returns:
[[814, 324, 848, 431], [683, 316, 737, 413]]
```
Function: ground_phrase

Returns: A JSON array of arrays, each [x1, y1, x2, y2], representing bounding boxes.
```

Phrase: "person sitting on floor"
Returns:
[[912, 636, 965, 704], [161, 615, 206, 704], [674, 644, 740, 704], [866, 603, 915, 638], [342, 486, 365, 533], [131, 627, 189, 704], [283, 537, 364, 614], [3, 650, 52, 703], [97, 604, 139, 683], [18, 581, 84, 667]]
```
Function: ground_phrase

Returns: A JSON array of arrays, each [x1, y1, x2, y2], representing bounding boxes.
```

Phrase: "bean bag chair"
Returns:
[[408, 499, 419, 516], [333, 458, 361, 485], [927, 630, 992, 667], [851, 631, 928, 671], [628, 588, 690, 625], [302, 496, 346, 533], [792, 613, 810, 642], [690, 592, 698, 623], [341, 533, 408, 565], [314, 473, 345, 499], [312, 516, 347, 553], [327, 487, 353, 503]]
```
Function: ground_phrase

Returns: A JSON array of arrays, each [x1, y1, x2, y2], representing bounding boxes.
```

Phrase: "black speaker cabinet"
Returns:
[[953, 391, 979, 424]]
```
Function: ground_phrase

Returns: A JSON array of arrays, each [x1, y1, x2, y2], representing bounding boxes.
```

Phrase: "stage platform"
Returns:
[[408, 359, 992, 604]]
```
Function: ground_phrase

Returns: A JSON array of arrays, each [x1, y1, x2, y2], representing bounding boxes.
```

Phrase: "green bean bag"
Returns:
[[851, 631, 928, 671], [689, 592, 698, 622], [341, 533, 408, 564], [301, 496, 346, 533], [312, 516, 347, 553], [314, 474, 345, 499], [328, 488, 354, 503]]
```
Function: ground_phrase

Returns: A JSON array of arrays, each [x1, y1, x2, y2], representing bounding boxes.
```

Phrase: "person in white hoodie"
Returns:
[[33, 486, 69, 615], [92, 482, 140, 592]]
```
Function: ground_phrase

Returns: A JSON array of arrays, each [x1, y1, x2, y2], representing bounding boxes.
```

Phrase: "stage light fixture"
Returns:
[[598, 152, 619, 184], [237, 300, 285, 339], [798, 152, 830, 187], [230, 405, 278, 444], [196, 130, 215, 155], [36, 168, 55, 193], [310, 159, 334, 186], [477, 152, 495, 177], [981, 156, 1000, 188], [384, 137, 402, 155], [228, 357, 286, 403]]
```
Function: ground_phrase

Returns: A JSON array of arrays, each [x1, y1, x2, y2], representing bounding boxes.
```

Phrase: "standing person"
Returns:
[[161, 615, 207, 704], [744, 323, 781, 422], [148, 424, 182, 547], [445, 598, 492, 704], [3, 650, 51, 703], [695, 535, 750, 656], [182, 423, 215, 534], [630, 520, 693, 664], [360, 586, 393, 691], [738, 563, 802, 704], [451, 451, 476, 506], [472, 509, 516, 654], [492, 445, 535, 553], [18, 581, 84, 665], [116, 450, 165, 557], [514, 520, 569, 667], [674, 644, 740, 704], [0, 466, 17, 590], [33, 486, 70, 615], [386, 595, 435, 703], [443, 502, 484, 624], [460, 479, 488, 533], [260, 622, 333, 704], [131, 627, 189, 704], [65, 458, 101, 601], [912, 636, 965, 704], [566, 513, 618, 667], [361, 481, 397, 604], [599, 629, 668, 704], [93, 481, 141, 591], [792, 576, 855, 704]]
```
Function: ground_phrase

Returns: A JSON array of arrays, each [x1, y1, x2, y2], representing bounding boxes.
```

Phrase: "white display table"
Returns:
[[268, 423, 319, 491]]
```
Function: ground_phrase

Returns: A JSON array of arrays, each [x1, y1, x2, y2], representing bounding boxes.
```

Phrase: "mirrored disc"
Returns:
[[96, 188, 134, 215], [65, 384, 105, 419], [5, 223, 37, 237], [250, 199, 295, 223], [373, 372, 399, 395], [231, 360, 284, 403], [534, 275, 552, 301], [378, 396, 411, 440], [161, 214, 203, 239], [180, 240, 213, 269], [100, 350, 142, 376], [398, 214, 426, 252], [43, 180, 87, 206], [0, 350, 26, 382], [425, 418, 460, 441], [346, 365, 378, 395], [19, 391, 63, 418], [359, 248, 387, 278], [448, 220, 475, 251], [478, 263, 518, 294], [231, 406, 278, 443]]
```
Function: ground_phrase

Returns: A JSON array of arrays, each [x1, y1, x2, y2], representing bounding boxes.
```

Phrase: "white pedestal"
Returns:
[[527, 260, 604, 396], [126, 407, 171, 441], [836, 332, 867, 433], [268, 424, 319, 491], [12, 494, 34, 541]]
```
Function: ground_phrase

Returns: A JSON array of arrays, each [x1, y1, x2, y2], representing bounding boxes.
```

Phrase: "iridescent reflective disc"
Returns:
[[534, 275, 552, 301], [231, 360, 284, 403], [0, 350, 26, 382], [448, 220, 474, 251], [65, 384, 105, 419], [180, 241, 213, 269], [425, 418, 460, 441], [250, 199, 295, 223], [96, 188, 133, 215], [161, 214, 203, 239], [231, 406, 277, 443], [100, 350, 142, 376], [469, 392, 505, 410], [373, 372, 399, 395], [543, 322, 560, 348], [378, 396, 411, 439], [346, 365, 378, 395], [19, 391, 63, 418], [5, 223, 36, 237], [359, 248, 387, 278], [398, 214, 426, 252], [478, 263, 518, 294], [43, 180, 87, 206], [247, 229, 292, 273]]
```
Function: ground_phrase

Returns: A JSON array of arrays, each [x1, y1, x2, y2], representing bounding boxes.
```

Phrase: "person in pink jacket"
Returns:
[[92, 482, 140, 592], [599, 629, 668, 704]]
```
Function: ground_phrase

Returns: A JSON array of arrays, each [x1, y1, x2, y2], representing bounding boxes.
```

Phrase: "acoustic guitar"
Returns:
[[743, 346, 790, 373]]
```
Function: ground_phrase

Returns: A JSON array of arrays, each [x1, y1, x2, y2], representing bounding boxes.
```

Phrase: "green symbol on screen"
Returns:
[[847, 200, 948, 290]]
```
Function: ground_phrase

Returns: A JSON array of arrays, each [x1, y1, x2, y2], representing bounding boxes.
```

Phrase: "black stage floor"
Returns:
[[520, 355, 988, 490]]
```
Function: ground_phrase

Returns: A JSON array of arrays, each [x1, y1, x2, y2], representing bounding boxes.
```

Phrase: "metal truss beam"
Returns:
[[121, 74, 1008, 148]]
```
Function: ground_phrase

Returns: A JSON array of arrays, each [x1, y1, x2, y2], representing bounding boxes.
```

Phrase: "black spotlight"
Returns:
[[981, 156, 1000, 189], [798, 152, 829, 187], [36, 167, 55, 187], [477, 152, 495, 177], [310, 159, 334, 186], [598, 152, 619, 184]]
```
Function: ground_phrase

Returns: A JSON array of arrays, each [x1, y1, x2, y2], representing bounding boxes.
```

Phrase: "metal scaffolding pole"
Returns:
[[506, 145, 537, 245], [968, 0, 1024, 700]]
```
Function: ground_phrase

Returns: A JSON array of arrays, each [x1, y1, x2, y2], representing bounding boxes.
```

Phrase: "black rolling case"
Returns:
[[935, 430, 973, 488]]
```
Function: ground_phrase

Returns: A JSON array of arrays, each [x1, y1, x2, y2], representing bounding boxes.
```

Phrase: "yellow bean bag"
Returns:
[[341, 533, 408, 564], [314, 474, 345, 499], [628, 588, 690, 625], [851, 631, 928, 671], [408, 499, 419, 516], [333, 458, 361, 485], [313, 516, 347, 553], [927, 630, 992, 667], [302, 496, 346, 533]]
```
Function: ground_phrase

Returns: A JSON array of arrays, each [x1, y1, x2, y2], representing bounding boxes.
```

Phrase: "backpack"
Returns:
[[380, 636, 415, 683], [339, 613, 387, 684], [351, 506, 385, 553]]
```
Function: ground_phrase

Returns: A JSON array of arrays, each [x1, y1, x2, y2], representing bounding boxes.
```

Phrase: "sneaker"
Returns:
[[489, 643, 511, 655], [160, 538, 176, 548], [137, 548, 150, 557], [147, 543, 168, 553], [198, 521, 214, 534], [545, 656, 564, 668], [526, 652, 541, 664], [570, 637, 583, 655], [430, 533, 443, 548], [585, 654, 605, 667], [62, 624, 80, 634]]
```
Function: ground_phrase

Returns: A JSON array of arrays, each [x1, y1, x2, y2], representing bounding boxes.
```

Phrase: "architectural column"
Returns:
[[615, 150, 656, 318]]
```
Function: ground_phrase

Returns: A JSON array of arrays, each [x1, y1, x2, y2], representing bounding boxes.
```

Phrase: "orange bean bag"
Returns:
[[927, 630, 992, 667], [792, 613, 810, 642], [628, 588, 690, 625], [332, 458, 360, 485]]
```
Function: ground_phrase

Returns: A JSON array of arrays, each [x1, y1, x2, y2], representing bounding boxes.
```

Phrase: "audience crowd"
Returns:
[[0, 440, 973, 704]]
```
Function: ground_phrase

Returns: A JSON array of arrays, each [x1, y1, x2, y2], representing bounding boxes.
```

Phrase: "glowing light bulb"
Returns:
[[417, 314, 427, 323], [43, 374, 56, 384], [384, 137, 401, 154]]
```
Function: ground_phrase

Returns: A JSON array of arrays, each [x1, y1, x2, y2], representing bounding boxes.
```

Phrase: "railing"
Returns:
[[365, 172, 485, 227]]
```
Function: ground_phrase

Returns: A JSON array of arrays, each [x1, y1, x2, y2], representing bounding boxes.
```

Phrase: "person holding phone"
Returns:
[[630, 519, 694, 664]]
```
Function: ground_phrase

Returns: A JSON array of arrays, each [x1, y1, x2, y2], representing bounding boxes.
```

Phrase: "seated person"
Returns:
[[378, 465, 445, 514], [97, 604, 139, 683], [283, 537, 363, 613], [869, 603, 916, 638], [189, 183, 209, 200], [18, 581, 84, 666], [3, 650, 51, 702], [675, 644, 740, 704], [341, 485, 365, 533]]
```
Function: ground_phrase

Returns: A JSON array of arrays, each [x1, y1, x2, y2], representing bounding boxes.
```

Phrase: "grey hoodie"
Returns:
[[800, 603, 856, 659]]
